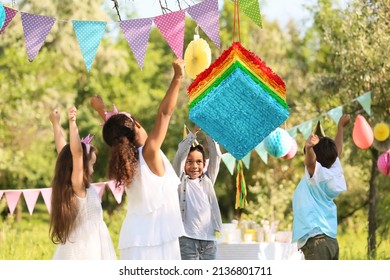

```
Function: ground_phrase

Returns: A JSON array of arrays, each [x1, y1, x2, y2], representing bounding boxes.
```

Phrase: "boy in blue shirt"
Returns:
[[292, 114, 350, 260]]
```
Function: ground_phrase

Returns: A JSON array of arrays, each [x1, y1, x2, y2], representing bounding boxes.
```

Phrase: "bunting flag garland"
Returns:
[[72, 20, 107, 72], [0, 5, 17, 34], [119, 18, 153, 70], [21, 12, 56, 62], [187, 0, 221, 48], [0, 1, 225, 71], [0, 181, 124, 215], [154, 10, 186, 58], [235, 160, 247, 209]]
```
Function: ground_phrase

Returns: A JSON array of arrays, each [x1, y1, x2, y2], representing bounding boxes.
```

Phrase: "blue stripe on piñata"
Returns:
[[189, 68, 290, 159]]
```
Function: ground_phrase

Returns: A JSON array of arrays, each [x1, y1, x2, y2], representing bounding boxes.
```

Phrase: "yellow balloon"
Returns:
[[374, 122, 390, 141], [184, 37, 211, 79]]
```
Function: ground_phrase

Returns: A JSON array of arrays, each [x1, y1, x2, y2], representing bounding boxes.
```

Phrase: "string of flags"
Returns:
[[221, 92, 372, 174], [0, 0, 263, 71], [0, 181, 124, 215]]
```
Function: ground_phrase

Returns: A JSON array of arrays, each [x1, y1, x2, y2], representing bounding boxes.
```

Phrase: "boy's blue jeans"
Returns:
[[300, 234, 339, 260], [179, 236, 217, 260]]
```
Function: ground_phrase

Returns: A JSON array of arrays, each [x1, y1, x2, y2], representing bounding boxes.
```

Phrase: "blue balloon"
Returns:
[[0, 4, 5, 30]]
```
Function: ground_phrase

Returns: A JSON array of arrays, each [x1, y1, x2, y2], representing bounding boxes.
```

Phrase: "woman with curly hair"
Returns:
[[91, 58, 185, 260]]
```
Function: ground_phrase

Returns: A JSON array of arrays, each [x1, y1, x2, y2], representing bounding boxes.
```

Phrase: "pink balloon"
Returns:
[[283, 137, 298, 160], [377, 151, 390, 176], [352, 114, 374, 149]]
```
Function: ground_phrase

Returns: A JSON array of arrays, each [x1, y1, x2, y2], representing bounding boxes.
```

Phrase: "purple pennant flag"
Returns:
[[187, 0, 220, 48], [154, 10, 186, 58], [120, 18, 152, 70], [0, 6, 18, 34], [21, 12, 56, 62]]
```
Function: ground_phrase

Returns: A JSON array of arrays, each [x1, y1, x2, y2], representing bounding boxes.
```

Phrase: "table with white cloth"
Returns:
[[216, 242, 304, 260]]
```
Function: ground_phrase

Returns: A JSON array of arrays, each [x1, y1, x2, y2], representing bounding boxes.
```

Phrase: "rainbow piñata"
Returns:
[[187, 42, 290, 159]]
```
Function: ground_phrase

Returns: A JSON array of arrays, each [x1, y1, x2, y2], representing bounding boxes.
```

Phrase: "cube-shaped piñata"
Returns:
[[187, 42, 290, 159]]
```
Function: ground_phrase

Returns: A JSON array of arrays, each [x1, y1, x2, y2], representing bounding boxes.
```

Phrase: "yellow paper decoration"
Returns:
[[184, 34, 211, 79], [374, 122, 390, 141]]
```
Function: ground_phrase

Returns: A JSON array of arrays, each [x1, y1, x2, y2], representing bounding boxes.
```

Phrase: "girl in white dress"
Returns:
[[49, 107, 116, 260], [91, 58, 185, 260]]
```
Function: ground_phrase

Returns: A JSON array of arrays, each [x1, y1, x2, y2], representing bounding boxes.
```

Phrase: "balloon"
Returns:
[[264, 128, 292, 158], [283, 137, 298, 160], [373, 122, 390, 141], [352, 114, 374, 149], [377, 151, 390, 176], [184, 35, 211, 79], [0, 4, 6, 30]]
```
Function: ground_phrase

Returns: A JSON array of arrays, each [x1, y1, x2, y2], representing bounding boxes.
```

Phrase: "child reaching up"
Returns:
[[292, 114, 350, 260], [172, 125, 223, 260], [91, 58, 186, 260], [49, 107, 116, 260]]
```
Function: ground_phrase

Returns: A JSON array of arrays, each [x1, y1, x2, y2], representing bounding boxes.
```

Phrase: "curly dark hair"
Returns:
[[102, 114, 139, 188]]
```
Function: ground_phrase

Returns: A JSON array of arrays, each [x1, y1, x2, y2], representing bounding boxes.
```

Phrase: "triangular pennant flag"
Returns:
[[187, 0, 220, 48], [91, 182, 106, 201], [238, 0, 263, 28], [327, 106, 343, 125], [107, 180, 124, 204], [298, 120, 313, 140], [314, 120, 326, 137], [40, 188, 52, 213], [0, 6, 18, 34], [183, 124, 190, 139], [254, 141, 268, 164], [119, 18, 152, 70], [221, 153, 236, 175], [72, 20, 106, 72], [22, 189, 40, 215], [21, 12, 56, 62], [5, 190, 22, 214], [235, 160, 247, 209], [242, 152, 251, 169], [154, 10, 185, 58], [0, 190, 3, 200], [356, 91, 371, 116], [287, 127, 298, 140]]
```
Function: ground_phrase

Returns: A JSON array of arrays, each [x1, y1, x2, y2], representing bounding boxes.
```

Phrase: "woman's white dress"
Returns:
[[52, 187, 117, 260], [119, 147, 185, 260]]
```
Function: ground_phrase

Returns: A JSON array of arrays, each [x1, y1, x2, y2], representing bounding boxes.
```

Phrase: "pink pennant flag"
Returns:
[[0, 190, 3, 200], [40, 188, 52, 214], [0, 6, 18, 34], [91, 182, 106, 201], [120, 18, 152, 70], [107, 180, 124, 204], [21, 12, 56, 62], [154, 10, 186, 58], [22, 189, 41, 215], [5, 190, 22, 214], [187, 0, 220, 48]]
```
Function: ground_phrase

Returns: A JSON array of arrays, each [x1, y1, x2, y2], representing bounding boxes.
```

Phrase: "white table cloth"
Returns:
[[216, 242, 304, 260]]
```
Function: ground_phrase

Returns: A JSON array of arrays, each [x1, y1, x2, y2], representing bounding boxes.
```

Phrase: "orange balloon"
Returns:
[[352, 114, 374, 149]]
